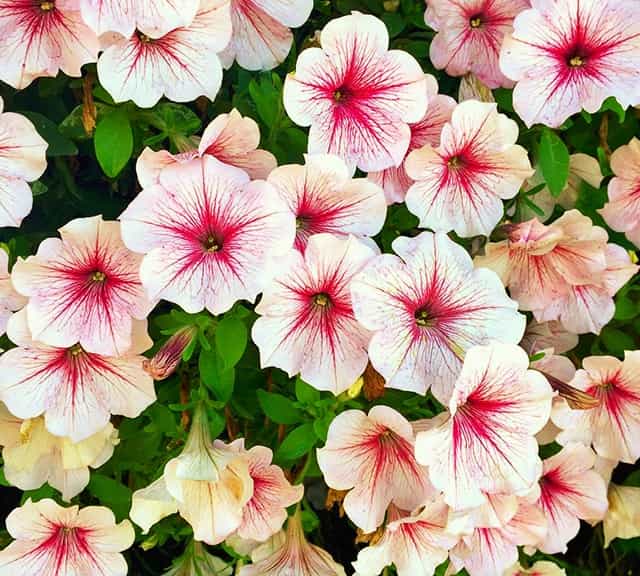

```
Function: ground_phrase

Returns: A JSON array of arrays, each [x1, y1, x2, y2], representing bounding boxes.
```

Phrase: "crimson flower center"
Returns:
[[332, 86, 351, 103], [90, 271, 107, 283], [202, 235, 222, 253], [568, 54, 585, 68], [39, 1, 55, 10], [137, 30, 153, 44], [414, 307, 431, 327], [69, 344, 84, 357], [447, 155, 463, 169], [469, 15, 483, 29], [313, 292, 331, 307]]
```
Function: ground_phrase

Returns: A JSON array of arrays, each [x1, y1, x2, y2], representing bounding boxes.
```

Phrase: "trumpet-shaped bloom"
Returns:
[[368, 79, 457, 205], [0, 309, 155, 442], [0, 250, 26, 336], [267, 155, 386, 252], [137, 109, 277, 187], [0, 97, 48, 228], [0, 498, 134, 576], [144, 325, 198, 381], [0, 0, 99, 89], [600, 137, 640, 247], [236, 445, 304, 542], [500, 0, 640, 128], [351, 231, 525, 402], [449, 500, 547, 576], [317, 406, 434, 533], [1, 409, 118, 501], [415, 343, 553, 510], [10, 216, 153, 356], [97, 0, 232, 108], [238, 511, 346, 576], [80, 0, 200, 37], [351, 501, 458, 576], [475, 210, 609, 312], [130, 409, 253, 544], [253, 234, 376, 395], [120, 156, 295, 315], [553, 352, 640, 464], [426, 0, 530, 88], [283, 12, 430, 172], [405, 100, 533, 237], [505, 561, 567, 576], [220, 0, 314, 71], [603, 484, 640, 547], [534, 443, 608, 553]]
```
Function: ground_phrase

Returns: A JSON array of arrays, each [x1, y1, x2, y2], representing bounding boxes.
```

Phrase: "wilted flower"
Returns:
[[283, 12, 430, 172], [0, 0, 99, 89], [415, 343, 553, 510], [600, 137, 640, 248], [500, 0, 640, 127], [97, 0, 232, 108], [426, 0, 530, 88], [120, 156, 295, 315], [533, 443, 608, 553], [351, 500, 458, 576], [253, 234, 377, 395], [553, 352, 640, 464], [144, 325, 198, 380], [0, 96, 48, 228], [405, 100, 533, 237], [267, 154, 387, 252], [0, 403, 118, 501], [220, 0, 314, 71], [368, 80, 457, 205], [11, 215, 153, 356], [137, 108, 277, 187], [0, 309, 155, 442], [130, 407, 253, 544], [603, 484, 640, 547], [351, 231, 524, 402], [317, 405, 434, 533], [0, 498, 134, 575], [80, 0, 200, 37], [238, 510, 346, 576]]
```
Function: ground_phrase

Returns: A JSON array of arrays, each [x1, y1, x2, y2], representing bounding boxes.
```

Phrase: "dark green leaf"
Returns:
[[539, 128, 569, 197], [257, 390, 304, 425], [295, 377, 320, 404], [275, 423, 317, 461], [199, 348, 234, 403], [87, 474, 132, 520], [215, 316, 248, 370], [94, 108, 133, 177], [20, 111, 78, 156]]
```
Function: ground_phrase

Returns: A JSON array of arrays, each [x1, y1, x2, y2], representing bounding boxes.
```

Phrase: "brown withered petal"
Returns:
[[363, 362, 386, 401]]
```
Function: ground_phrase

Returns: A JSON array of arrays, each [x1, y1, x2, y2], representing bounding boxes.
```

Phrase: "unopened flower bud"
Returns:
[[144, 326, 197, 380]]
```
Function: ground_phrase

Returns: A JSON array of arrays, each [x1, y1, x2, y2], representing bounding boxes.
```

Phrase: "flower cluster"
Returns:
[[0, 1, 639, 576]]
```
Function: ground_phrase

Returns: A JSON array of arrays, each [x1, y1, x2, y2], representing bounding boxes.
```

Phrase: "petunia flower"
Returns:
[[0, 97, 48, 228], [500, 0, 640, 128], [120, 156, 295, 315], [404, 100, 533, 237], [137, 108, 277, 187], [475, 210, 609, 313], [533, 443, 608, 553], [0, 308, 155, 442], [553, 352, 640, 464], [351, 231, 525, 402], [0, 498, 134, 575], [0, 0, 99, 89], [253, 234, 376, 395], [283, 12, 430, 172], [130, 407, 253, 544], [316, 405, 434, 534], [504, 560, 567, 575], [415, 343, 553, 510], [449, 499, 547, 576], [220, 0, 314, 71], [368, 79, 457, 205], [10, 216, 154, 356], [0, 406, 118, 501], [600, 137, 640, 248], [426, 0, 530, 88], [267, 154, 387, 252], [351, 500, 458, 576], [97, 0, 232, 108], [80, 0, 200, 38], [521, 319, 578, 356], [235, 445, 303, 542], [603, 484, 640, 547], [0, 249, 26, 336], [143, 325, 198, 381], [238, 510, 346, 576]]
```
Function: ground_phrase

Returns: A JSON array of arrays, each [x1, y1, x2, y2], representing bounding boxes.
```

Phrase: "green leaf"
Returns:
[[275, 423, 317, 461], [615, 295, 639, 321], [257, 390, 304, 425], [199, 348, 234, 403], [94, 108, 133, 177], [215, 316, 248, 370], [295, 377, 320, 404], [312, 412, 334, 443], [20, 111, 78, 156], [600, 96, 626, 123], [152, 102, 201, 136], [249, 74, 282, 127], [601, 326, 635, 357], [87, 474, 133, 520], [538, 128, 569, 197]]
